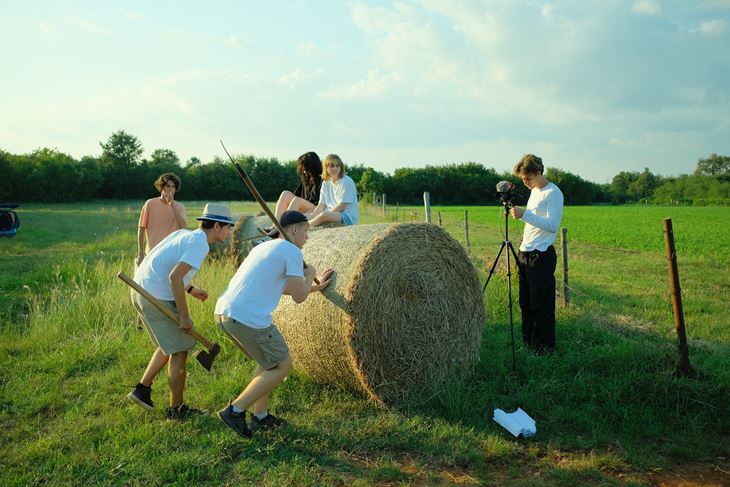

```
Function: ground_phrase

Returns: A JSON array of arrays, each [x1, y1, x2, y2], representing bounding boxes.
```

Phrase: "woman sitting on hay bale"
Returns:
[[309, 154, 359, 228], [274, 151, 323, 220]]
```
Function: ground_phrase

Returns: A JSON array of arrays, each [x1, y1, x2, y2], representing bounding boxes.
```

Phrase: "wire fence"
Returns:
[[361, 201, 681, 307]]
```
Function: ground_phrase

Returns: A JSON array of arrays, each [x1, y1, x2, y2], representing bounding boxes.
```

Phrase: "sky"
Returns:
[[1, 1, 729, 183]]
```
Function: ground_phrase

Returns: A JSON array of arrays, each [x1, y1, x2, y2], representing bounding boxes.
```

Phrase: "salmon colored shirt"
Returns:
[[138, 198, 187, 252]]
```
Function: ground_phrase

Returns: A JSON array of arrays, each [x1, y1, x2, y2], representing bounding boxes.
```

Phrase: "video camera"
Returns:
[[495, 181, 516, 207]]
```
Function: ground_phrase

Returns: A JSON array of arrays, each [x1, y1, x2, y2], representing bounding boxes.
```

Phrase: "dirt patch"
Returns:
[[645, 463, 730, 487]]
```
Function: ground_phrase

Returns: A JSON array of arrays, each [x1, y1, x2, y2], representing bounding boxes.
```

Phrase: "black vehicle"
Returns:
[[0, 203, 20, 238]]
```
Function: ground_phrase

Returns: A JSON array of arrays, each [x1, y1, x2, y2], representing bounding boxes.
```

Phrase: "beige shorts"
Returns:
[[131, 290, 196, 355], [215, 314, 289, 370]]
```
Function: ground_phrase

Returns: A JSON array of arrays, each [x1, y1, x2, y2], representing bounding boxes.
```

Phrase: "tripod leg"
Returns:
[[507, 241, 520, 266], [483, 243, 507, 292]]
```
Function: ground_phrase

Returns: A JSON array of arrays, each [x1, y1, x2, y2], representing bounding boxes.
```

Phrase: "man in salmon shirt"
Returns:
[[136, 172, 187, 266]]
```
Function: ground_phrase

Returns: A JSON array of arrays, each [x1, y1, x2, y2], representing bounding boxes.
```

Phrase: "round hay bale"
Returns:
[[273, 222, 484, 406], [225, 214, 268, 264], [207, 212, 243, 259]]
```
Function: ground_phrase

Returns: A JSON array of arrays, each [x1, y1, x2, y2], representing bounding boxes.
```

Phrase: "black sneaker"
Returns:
[[250, 413, 286, 432], [217, 404, 252, 438], [165, 403, 209, 420], [127, 383, 153, 411]]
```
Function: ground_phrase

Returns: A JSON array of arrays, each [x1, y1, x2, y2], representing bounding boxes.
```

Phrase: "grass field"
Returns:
[[1, 201, 729, 486]]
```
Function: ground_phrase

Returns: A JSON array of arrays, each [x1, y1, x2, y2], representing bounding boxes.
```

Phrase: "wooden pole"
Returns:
[[382, 194, 387, 217], [561, 227, 570, 306], [395, 202, 399, 222], [437, 211, 442, 226], [662, 218, 695, 377], [464, 210, 470, 254], [423, 191, 431, 223]]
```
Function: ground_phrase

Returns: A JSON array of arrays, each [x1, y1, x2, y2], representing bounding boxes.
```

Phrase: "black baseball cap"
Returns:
[[268, 210, 308, 237]]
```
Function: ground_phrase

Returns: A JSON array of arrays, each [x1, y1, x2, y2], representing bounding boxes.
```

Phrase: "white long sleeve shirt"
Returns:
[[519, 182, 564, 252]]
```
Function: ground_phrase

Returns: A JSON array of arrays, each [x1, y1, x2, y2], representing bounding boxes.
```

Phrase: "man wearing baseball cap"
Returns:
[[128, 203, 233, 419], [214, 210, 333, 438]]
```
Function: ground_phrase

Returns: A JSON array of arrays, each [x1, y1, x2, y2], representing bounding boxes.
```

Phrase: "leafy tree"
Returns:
[[100, 130, 143, 168], [631, 168, 661, 201], [358, 168, 389, 201], [149, 148, 180, 168], [695, 153, 730, 179], [98, 130, 145, 198]]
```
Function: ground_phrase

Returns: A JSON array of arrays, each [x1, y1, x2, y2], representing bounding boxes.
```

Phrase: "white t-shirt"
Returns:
[[519, 182, 564, 252], [318, 175, 359, 224], [133, 229, 209, 301], [214, 239, 304, 329]]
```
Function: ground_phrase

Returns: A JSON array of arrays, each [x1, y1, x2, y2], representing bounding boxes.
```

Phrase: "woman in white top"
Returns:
[[308, 154, 359, 227]]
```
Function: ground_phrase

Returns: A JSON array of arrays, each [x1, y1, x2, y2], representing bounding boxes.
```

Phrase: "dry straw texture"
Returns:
[[271, 222, 484, 406]]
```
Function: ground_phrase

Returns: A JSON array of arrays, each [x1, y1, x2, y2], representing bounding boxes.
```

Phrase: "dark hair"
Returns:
[[154, 172, 181, 192], [297, 152, 322, 190], [199, 220, 230, 230], [513, 154, 544, 176]]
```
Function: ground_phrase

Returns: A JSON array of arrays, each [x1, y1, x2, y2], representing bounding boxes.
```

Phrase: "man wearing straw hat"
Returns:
[[214, 210, 333, 438], [127, 203, 233, 419]]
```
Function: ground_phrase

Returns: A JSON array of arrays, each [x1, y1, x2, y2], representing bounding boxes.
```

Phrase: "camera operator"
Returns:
[[509, 154, 564, 354]]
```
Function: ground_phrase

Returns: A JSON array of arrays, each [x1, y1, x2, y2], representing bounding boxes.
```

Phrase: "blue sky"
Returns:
[[1, 1, 729, 183]]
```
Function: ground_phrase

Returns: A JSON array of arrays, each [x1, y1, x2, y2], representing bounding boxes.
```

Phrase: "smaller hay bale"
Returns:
[[225, 214, 269, 264], [273, 222, 484, 406]]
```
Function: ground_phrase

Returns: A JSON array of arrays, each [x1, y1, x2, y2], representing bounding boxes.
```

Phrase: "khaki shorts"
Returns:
[[215, 314, 289, 370], [131, 290, 196, 355]]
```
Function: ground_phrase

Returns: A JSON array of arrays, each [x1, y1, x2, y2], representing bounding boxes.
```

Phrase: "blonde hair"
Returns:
[[323, 154, 346, 181]]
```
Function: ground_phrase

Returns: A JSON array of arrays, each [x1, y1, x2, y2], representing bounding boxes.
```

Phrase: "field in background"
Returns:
[[1, 201, 729, 486]]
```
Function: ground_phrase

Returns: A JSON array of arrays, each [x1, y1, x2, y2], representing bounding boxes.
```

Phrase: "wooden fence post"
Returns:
[[382, 194, 387, 217], [464, 210, 470, 254], [423, 192, 431, 223], [395, 202, 399, 222], [437, 211, 442, 226], [663, 218, 695, 377], [561, 227, 569, 306]]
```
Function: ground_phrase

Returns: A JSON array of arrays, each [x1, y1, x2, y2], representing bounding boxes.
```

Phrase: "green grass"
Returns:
[[1, 201, 729, 486]]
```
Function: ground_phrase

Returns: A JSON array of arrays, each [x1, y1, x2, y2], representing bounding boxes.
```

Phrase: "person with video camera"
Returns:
[[509, 154, 564, 354]]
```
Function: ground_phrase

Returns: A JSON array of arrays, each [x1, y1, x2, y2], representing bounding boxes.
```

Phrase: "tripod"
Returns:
[[483, 201, 520, 371]]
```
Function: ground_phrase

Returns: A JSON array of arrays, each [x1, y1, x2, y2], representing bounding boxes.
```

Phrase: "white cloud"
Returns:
[[123, 10, 144, 22], [319, 70, 404, 99], [279, 69, 310, 89], [66, 15, 113, 35], [631, 1, 662, 16], [698, 19, 727, 34], [297, 42, 319, 55]]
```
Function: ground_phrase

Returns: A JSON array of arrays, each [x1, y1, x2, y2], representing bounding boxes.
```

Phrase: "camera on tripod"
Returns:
[[495, 180, 516, 208]]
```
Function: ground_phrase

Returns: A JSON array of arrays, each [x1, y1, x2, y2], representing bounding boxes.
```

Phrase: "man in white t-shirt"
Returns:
[[214, 210, 333, 438], [127, 203, 233, 419], [509, 154, 564, 354]]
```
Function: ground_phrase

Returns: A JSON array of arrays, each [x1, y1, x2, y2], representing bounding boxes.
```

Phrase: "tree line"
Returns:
[[1, 130, 729, 206]]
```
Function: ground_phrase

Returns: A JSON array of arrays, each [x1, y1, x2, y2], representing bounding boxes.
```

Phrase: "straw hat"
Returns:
[[196, 203, 233, 225]]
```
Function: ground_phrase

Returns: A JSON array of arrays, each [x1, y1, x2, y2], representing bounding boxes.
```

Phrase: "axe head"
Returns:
[[194, 343, 221, 371]]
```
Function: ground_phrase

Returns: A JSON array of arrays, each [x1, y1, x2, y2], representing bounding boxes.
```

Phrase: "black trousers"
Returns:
[[517, 245, 557, 352]]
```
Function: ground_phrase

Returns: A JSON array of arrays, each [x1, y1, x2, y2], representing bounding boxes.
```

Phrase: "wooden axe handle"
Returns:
[[117, 271, 213, 349]]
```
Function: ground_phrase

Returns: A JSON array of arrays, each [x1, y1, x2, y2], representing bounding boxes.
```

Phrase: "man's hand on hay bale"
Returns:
[[311, 268, 334, 293]]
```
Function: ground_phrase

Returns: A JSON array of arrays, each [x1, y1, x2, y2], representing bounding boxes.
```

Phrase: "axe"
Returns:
[[117, 271, 221, 371], [220, 139, 319, 284]]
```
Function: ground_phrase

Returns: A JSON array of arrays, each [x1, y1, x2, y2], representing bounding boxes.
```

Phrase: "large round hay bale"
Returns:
[[273, 222, 484, 406]]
